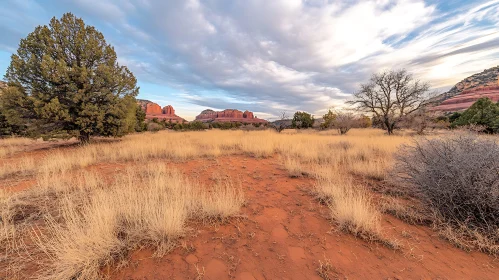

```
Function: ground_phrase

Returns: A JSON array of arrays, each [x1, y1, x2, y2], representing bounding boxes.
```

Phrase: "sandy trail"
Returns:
[[105, 155, 498, 280]]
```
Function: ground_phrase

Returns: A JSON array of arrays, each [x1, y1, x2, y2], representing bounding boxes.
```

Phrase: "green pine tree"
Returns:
[[453, 98, 499, 133], [2, 13, 139, 143], [291, 111, 314, 128], [320, 109, 337, 129]]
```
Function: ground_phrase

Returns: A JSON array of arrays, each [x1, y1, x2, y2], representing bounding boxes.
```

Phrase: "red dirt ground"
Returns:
[[1, 143, 498, 279]]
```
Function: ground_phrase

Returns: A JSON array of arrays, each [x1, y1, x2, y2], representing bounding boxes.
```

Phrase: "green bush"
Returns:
[[147, 122, 163, 132], [173, 123, 183, 131], [188, 121, 206, 131], [452, 98, 499, 133], [292, 111, 314, 128]]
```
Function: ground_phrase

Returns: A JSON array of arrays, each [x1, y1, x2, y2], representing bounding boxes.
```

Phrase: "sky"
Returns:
[[0, 0, 498, 120]]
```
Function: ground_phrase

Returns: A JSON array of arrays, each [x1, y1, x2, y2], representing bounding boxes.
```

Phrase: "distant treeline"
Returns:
[[146, 118, 269, 132]]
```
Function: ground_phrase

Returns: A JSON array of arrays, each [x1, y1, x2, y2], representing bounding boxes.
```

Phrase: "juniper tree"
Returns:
[[2, 13, 139, 143], [291, 111, 314, 129], [452, 98, 499, 133], [320, 109, 336, 130]]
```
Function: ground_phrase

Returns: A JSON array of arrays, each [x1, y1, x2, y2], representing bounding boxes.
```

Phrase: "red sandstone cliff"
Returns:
[[195, 109, 267, 123], [137, 99, 186, 123], [431, 66, 499, 112]]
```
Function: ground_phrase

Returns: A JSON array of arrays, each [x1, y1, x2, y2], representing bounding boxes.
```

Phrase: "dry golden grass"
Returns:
[[316, 257, 335, 280], [199, 179, 245, 221], [314, 170, 381, 240], [2, 127, 498, 278], [379, 196, 432, 226], [0, 128, 410, 180], [283, 156, 304, 177], [0, 156, 35, 179], [0, 128, 415, 278], [0, 137, 35, 158], [436, 222, 499, 255], [1, 163, 245, 279]]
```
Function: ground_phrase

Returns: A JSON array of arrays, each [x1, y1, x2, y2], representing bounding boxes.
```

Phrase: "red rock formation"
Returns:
[[145, 103, 162, 115], [195, 109, 267, 123], [430, 66, 499, 111], [163, 105, 175, 115], [137, 99, 186, 123], [243, 110, 254, 119], [431, 86, 499, 111]]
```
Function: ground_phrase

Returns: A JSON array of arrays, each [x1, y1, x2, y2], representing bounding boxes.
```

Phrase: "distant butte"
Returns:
[[195, 109, 267, 123], [431, 86, 499, 111], [431, 66, 499, 112], [137, 99, 186, 123]]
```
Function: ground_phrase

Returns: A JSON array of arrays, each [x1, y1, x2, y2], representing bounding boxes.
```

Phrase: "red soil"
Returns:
[[1, 144, 498, 279], [110, 156, 497, 280]]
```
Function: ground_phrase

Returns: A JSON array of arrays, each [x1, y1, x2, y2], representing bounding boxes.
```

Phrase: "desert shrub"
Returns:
[[452, 98, 499, 133], [357, 115, 372, 128], [218, 122, 236, 130], [320, 110, 371, 134], [173, 123, 184, 131], [448, 112, 462, 123], [186, 121, 206, 131], [147, 122, 163, 132], [393, 135, 499, 238], [334, 112, 357, 135], [402, 108, 450, 135]]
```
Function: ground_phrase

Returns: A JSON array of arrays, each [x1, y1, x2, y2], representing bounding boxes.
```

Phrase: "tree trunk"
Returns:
[[79, 131, 90, 144], [384, 118, 394, 135]]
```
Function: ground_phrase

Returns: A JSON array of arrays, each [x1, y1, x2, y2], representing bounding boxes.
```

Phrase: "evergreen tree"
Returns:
[[2, 13, 139, 143], [320, 109, 337, 129], [292, 111, 314, 128], [0, 87, 11, 136], [453, 98, 499, 133]]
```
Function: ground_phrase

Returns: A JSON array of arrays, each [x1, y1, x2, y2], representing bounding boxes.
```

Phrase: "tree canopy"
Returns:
[[349, 69, 431, 134], [2, 13, 141, 142], [452, 98, 499, 133], [320, 109, 336, 130], [292, 111, 314, 129], [320, 109, 370, 135]]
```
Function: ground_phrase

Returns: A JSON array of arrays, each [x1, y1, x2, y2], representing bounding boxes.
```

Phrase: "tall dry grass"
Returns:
[[312, 168, 381, 240], [0, 137, 35, 158], [0, 128, 413, 278], [1, 129, 409, 180], [1, 163, 244, 279]]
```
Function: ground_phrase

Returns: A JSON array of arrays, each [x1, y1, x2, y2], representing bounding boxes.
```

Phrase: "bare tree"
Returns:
[[269, 111, 289, 133], [349, 69, 431, 135], [334, 112, 357, 135], [402, 108, 449, 135]]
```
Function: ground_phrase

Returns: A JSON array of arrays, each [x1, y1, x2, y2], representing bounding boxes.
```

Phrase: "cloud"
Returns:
[[0, 0, 498, 119]]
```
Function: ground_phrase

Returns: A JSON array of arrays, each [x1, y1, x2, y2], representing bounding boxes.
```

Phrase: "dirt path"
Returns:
[[107, 156, 498, 280]]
